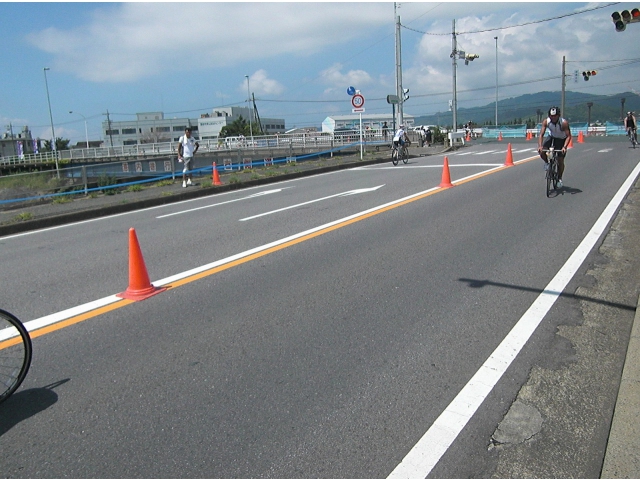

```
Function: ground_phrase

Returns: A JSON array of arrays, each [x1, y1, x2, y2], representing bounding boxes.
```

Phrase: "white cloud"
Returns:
[[320, 63, 373, 94], [242, 70, 284, 96], [26, 3, 391, 83]]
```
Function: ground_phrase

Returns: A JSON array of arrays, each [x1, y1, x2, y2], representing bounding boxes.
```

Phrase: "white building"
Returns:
[[321, 113, 415, 133], [101, 108, 286, 146], [197, 107, 285, 140]]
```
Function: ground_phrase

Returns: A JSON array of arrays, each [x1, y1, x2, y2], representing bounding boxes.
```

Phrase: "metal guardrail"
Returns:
[[0, 131, 388, 167]]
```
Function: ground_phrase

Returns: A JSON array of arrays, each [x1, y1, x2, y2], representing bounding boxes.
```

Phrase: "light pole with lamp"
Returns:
[[43, 67, 59, 175], [245, 75, 253, 145], [69, 111, 89, 148], [494, 36, 498, 126]]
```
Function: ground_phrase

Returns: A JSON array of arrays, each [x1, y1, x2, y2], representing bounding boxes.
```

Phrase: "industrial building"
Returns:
[[101, 107, 286, 147]]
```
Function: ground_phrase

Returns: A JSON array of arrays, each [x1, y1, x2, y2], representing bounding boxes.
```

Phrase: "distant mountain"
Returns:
[[413, 91, 640, 127]]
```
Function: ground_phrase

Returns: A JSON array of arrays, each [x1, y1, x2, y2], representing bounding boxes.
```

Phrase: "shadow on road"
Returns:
[[0, 379, 69, 437], [458, 278, 635, 312]]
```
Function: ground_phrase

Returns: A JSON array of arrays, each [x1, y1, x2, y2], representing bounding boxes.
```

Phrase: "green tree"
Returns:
[[219, 116, 250, 138], [42, 137, 71, 152]]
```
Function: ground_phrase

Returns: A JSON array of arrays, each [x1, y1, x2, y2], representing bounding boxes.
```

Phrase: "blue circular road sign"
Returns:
[[347, 86, 356, 96]]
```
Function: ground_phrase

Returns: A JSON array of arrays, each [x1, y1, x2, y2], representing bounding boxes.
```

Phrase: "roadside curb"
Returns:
[[601, 291, 640, 478]]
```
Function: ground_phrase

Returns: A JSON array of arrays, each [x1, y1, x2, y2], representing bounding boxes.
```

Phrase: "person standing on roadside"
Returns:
[[382, 122, 389, 142], [177, 127, 199, 188]]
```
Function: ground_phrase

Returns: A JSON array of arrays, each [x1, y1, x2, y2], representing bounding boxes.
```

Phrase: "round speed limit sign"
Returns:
[[351, 94, 365, 109]]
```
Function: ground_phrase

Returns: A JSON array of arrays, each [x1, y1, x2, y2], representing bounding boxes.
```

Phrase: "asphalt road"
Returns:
[[1, 138, 639, 478]]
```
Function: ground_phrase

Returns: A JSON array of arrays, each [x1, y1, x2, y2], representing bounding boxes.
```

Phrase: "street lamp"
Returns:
[[494, 36, 498, 126], [245, 75, 253, 144], [43, 67, 59, 175], [69, 111, 89, 148], [587, 102, 593, 135]]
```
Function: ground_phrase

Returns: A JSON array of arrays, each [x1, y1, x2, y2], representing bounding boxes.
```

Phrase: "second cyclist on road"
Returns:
[[537, 106, 572, 189], [393, 125, 410, 153], [625, 111, 637, 144]]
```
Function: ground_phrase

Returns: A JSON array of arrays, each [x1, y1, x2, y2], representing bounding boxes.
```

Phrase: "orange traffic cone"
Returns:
[[504, 143, 514, 166], [213, 162, 223, 185], [578, 131, 584, 143], [498, 131, 503, 141], [466, 131, 471, 142], [568, 135, 574, 149], [117, 228, 166, 301], [439, 157, 454, 188]]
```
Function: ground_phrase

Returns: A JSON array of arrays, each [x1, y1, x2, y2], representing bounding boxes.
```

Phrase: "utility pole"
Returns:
[[5, 123, 15, 156], [395, 3, 404, 127], [451, 19, 458, 133], [494, 36, 498, 126], [561, 56, 566, 116], [105, 110, 114, 147]]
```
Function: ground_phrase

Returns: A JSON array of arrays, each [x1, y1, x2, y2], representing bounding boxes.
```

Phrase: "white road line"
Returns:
[[156, 188, 286, 218], [239, 185, 384, 221], [387, 159, 640, 479]]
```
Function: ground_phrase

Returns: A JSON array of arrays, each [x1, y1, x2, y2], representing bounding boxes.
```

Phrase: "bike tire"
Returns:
[[552, 157, 559, 189], [546, 168, 553, 197], [402, 149, 409, 164], [0, 309, 32, 404], [392, 149, 399, 166]]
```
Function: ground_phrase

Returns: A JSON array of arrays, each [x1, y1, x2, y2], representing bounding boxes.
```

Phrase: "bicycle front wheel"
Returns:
[[392, 149, 399, 166], [402, 148, 409, 164], [0, 309, 32, 403]]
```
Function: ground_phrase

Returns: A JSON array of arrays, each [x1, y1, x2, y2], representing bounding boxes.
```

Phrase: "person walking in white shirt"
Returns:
[[177, 127, 199, 187]]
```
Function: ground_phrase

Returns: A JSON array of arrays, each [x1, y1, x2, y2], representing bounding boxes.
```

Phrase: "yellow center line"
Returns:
[[12, 155, 538, 343]]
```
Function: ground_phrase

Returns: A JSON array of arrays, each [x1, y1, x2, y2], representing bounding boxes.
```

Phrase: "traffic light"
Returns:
[[582, 70, 597, 81], [612, 8, 640, 31], [464, 53, 479, 65], [403, 88, 409, 102]]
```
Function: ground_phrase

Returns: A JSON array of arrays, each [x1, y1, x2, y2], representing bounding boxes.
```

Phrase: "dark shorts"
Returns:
[[543, 136, 566, 156]]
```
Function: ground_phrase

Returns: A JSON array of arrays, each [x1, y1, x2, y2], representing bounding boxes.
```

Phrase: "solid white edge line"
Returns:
[[387, 159, 640, 479]]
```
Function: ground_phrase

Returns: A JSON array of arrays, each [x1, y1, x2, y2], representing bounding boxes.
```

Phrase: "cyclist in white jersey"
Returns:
[[537, 106, 572, 189]]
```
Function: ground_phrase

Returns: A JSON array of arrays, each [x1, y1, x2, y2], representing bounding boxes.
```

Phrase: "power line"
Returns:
[[401, 3, 619, 36]]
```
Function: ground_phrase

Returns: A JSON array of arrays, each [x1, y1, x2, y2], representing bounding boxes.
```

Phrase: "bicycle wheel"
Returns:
[[0, 309, 32, 404], [402, 148, 409, 164], [546, 166, 553, 197], [551, 157, 559, 189], [391, 148, 399, 166]]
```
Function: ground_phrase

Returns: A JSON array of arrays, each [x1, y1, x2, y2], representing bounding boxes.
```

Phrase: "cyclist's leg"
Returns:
[[541, 136, 552, 163], [554, 138, 566, 180]]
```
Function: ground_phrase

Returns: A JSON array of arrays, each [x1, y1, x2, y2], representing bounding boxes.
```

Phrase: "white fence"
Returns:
[[0, 130, 387, 168]]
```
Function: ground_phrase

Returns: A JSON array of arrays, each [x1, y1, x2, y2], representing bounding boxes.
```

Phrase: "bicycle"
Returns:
[[391, 140, 410, 166], [0, 309, 32, 404], [628, 128, 637, 149], [543, 147, 560, 197]]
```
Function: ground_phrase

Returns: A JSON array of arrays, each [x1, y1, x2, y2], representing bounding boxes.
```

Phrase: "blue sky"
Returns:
[[1, 2, 639, 145]]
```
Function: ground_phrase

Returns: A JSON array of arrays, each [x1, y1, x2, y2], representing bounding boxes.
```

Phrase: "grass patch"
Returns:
[[155, 179, 173, 187], [52, 195, 72, 204], [13, 212, 33, 222], [125, 184, 144, 192]]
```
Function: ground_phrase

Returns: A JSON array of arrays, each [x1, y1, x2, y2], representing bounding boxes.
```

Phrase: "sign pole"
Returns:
[[359, 112, 363, 160]]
